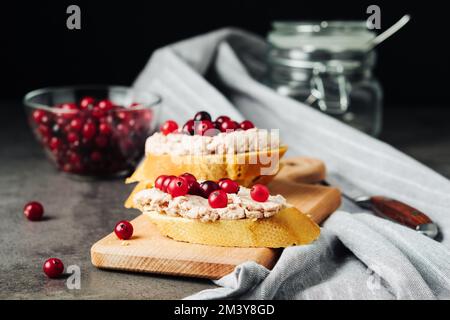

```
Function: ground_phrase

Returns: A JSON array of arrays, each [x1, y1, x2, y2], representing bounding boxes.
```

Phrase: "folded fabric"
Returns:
[[133, 28, 450, 299]]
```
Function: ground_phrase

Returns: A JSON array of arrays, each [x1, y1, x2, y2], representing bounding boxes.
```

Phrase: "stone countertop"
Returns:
[[1, 100, 449, 299]]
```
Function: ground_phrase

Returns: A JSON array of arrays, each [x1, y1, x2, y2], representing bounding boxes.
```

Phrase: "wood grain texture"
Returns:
[[278, 157, 326, 184], [91, 158, 340, 279]]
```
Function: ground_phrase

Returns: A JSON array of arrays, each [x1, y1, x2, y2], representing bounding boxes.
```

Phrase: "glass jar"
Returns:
[[265, 21, 383, 136]]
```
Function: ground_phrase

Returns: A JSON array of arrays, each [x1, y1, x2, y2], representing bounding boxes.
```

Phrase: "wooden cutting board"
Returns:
[[91, 157, 340, 279]]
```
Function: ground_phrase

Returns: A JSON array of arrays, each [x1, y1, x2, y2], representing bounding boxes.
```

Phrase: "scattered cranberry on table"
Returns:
[[29, 97, 154, 176], [250, 184, 270, 202], [43, 258, 65, 278], [23, 201, 44, 221], [208, 189, 228, 208], [114, 220, 134, 240]]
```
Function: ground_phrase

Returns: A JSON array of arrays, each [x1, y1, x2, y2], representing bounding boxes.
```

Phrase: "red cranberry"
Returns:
[[67, 132, 79, 143], [155, 175, 168, 190], [38, 125, 51, 138], [23, 201, 44, 221], [160, 120, 179, 135], [208, 190, 228, 208], [49, 137, 62, 151], [167, 177, 189, 197], [32, 109, 47, 124], [43, 258, 65, 278], [161, 175, 176, 193], [182, 119, 195, 135], [114, 220, 134, 240], [219, 119, 238, 133], [90, 151, 102, 162], [68, 152, 81, 165], [218, 179, 240, 194], [95, 136, 109, 149], [97, 99, 114, 111], [91, 107, 105, 119], [240, 120, 255, 130], [215, 115, 230, 126], [250, 184, 269, 202], [117, 123, 129, 136], [199, 180, 220, 198], [179, 173, 197, 188], [59, 103, 78, 111], [70, 118, 84, 132], [194, 111, 212, 121], [196, 120, 217, 136], [188, 181, 203, 196], [80, 96, 95, 110], [82, 122, 97, 140], [116, 110, 130, 121]]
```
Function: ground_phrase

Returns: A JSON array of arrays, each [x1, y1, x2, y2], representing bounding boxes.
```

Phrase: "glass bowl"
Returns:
[[24, 85, 161, 178]]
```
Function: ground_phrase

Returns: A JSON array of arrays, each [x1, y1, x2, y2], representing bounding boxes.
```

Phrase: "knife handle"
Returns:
[[369, 196, 432, 229]]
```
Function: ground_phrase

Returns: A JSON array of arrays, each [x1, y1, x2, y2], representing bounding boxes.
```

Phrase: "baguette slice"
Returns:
[[143, 207, 320, 248], [126, 146, 288, 187]]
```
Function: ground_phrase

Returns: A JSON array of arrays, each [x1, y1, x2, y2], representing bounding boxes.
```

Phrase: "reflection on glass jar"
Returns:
[[265, 21, 383, 136]]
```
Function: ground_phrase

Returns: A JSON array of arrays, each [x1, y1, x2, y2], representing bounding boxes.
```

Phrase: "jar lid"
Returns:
[[267, 21, 377, 72]]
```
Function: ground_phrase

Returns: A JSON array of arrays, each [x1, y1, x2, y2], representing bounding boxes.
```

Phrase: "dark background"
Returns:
[[1, 0, 448, 107]]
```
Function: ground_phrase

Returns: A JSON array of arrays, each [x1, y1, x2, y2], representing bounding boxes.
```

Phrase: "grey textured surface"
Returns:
[[0, 100, 449, 299]]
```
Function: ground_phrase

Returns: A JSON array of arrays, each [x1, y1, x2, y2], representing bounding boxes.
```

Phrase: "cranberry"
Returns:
[[43, 258, 65, 278], [199, 180, 220, 198], [179, 173, 197, 188], [70, 118, 84, 132], [218, 179, 240, 194], [67, 132, 79, 143], [82, 122, 97, 140], [182, 119, 195, 135], [167, 177, 189, 197], [95, 136, 109, 148], [188, 181, 203, 196], [80, 96, 95, 110], [250, 184, 269, 202], [68, 152, 81, 165], [117, 123, 129, 136], [32, 109, 47, 124], [161, 175, 176, 193], [91, 107, 105, 119], [59, 103, 78, 111], [219, 119, 238, 133], [23, 201, 44, 221], [240, 120, 255, 130], [208, 190, 228, 208], [116, 110, 130, 121], [114, 220, 134, 240], [194, 111, 212, 121], [38, 125, 51, 138], [49, 137, 62, 151], [155, 175, 168, 190], [196, 120, 217, 136], [160, 120, 179, 135], [90, 151, 102, 162], [215, 116, 230, 126], [97, 99, 114, 111]]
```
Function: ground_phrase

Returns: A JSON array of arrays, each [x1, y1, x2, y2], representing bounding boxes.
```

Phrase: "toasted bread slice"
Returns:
[[142, 207, 320, 248], [126, 146, 287, 187]]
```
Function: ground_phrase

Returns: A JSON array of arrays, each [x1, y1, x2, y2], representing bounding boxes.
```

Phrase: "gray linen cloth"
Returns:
[[133, 28, 450, 299]]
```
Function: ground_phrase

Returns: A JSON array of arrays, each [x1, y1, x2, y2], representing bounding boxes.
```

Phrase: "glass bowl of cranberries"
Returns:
[[24, 86, 161, 178]]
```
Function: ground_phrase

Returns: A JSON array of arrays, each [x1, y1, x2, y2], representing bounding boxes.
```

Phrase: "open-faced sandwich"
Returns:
[[125, 111, 287, 208], [132, 173, 320, 248]]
